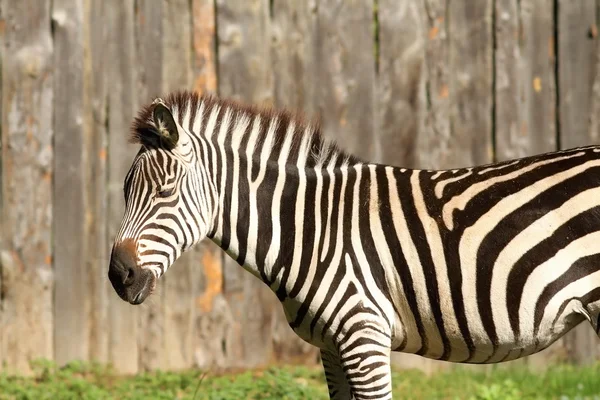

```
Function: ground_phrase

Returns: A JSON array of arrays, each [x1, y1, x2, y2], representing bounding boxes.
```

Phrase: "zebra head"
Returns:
[[108, 98, 213, 304]]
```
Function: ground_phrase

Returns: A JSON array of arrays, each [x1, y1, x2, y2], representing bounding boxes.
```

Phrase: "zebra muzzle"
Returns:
[[108, 239, 154, 305]]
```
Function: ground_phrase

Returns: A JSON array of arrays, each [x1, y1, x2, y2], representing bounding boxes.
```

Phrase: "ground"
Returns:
[[1, 360, 600, 399]]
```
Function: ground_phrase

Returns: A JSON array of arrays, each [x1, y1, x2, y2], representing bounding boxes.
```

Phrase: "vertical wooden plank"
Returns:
[[0, 0, 5, 369], [192, 0, 217, 95], [161, 0, 196, 371], [271, 2, 317, 113], [314, 0, 377, 161], [216, 0, 277, 368], [134, 0, 166, 372], [216, 0, 272, 104], [191, 243, 234, 369], [418, 0, 493, 170], [106, 0, 139, 374], [495, 0, 560, 370], [84, 0, 110, 364], [269, 1, 321, 364], [416, 0, 451, 170], [558, 1, 598, 149], [377, 0, 426, 167], [377, 0, 444, 373], [495, 0, 556, 161], [52, 0, 89, 366], [389, 0, 492, 374], [448, 0, 494, 166], [189, 0, 235, 369], [588, 3, 600, 144], [557, 1, 600, 366], [0, 0, 54, 374]]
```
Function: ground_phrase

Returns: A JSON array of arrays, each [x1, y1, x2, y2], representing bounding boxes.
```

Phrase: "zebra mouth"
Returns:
[[130, 289, 147, 305], [125, 272, 154, 305]]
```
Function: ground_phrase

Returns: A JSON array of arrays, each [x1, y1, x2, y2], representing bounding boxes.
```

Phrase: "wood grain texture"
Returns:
[[271, 1, 317, 113], [269, 0, 320, 364], [134, 0, 166, 372], [216, 0, 272, 104], [558, 0, 598, 149], [448, 0, 494, 167], [161, 0, 198, 372], [1, 0, 54, 374], [376, 0, 449, 373], [495, 0, 556, 161], [105, 0, 140, 374], [0, 0, 5, 368], [84, 0, 110, 364], [216, 0, 277, 368], [493, 0, 560, 370], [191, 243, 232, 369], [557, 0, 600, 365], [189, 0, 230, 370], [192, 0, 217, 94], [377, 0, 426, 167], [418, 0, 494, 170], [313, 0, 377, 161], [52, 0, 90, 366]]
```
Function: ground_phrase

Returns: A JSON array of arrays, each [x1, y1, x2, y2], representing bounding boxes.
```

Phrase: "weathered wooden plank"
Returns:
[[418, 0, 494, 170], [271, 2, 316, 113], [52, 0, 90, 366], [557, 0, 600, 366], [134, 0, 166, 372], [494, 0, 560, 370], [216, 0, 272, 104], [0, 0, 5, 369], [314, 0, 377, 161], [495, 0, 556, 161], [189, 0, 232, 369], [377, 0, 426, 167], [389, 0, 493, 374], [0, 0, 54, 374], [191, 243, 233, 369], [376, 0, 445, 373], [105, 0, 140, 374], [589, 16, 600, 144], [269, 1, 321, 364], [84, 0, 110, 364], [192, 0, 217, 94], [161, 0, 197, 371], [216, 0, 277, 368], [448, 0, 494, 167], [415, 0, 451, 170], [558, 0, 598, 149]]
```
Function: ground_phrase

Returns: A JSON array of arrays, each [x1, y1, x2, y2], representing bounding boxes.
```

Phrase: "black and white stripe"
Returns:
[[112, 91, 600, 399]]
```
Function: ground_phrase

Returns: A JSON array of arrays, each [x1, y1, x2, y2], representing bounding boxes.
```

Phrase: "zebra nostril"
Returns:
[[123, 266, 136, 286]]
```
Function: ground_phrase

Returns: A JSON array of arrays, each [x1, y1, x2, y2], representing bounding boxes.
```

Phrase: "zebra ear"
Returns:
[[152, 103, 179, 149]]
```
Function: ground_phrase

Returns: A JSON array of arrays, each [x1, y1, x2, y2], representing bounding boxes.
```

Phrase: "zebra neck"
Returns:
[[207, 148, 358, 296]]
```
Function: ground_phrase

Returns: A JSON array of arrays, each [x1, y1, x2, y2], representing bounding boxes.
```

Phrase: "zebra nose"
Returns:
[[108, 239, 154, 305], [109, 239, 139, 286]]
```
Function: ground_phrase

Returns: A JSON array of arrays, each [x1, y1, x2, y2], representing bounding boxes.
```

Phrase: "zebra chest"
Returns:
[[280, 296, 333, 350]]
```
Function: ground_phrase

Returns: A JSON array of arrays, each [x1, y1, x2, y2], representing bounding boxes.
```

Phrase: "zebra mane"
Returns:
[[131, 90, 361, 168]]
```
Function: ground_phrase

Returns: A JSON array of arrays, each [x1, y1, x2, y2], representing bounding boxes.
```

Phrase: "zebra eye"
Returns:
[[157, 187, 174, 198]]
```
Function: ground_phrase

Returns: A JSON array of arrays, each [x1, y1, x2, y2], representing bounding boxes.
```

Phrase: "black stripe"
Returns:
[[378, 166, 427, 355]]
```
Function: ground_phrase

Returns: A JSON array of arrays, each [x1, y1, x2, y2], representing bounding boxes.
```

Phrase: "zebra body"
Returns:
[[109, 91, 600, 399]]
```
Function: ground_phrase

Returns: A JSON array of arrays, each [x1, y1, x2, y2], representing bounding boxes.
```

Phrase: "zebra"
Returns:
[[109, 90, 600, 399]]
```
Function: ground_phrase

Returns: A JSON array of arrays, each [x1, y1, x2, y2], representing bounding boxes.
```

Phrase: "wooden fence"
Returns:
[[1, 0, 599, 375]]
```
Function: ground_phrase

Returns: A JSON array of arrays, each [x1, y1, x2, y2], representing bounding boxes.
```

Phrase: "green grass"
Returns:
[[1, 360, 600, 399]]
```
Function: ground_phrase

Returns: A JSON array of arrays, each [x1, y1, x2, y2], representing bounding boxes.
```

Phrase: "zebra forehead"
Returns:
[[130, 90, 361, 167]]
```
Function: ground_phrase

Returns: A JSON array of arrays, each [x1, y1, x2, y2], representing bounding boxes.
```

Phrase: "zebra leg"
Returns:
[[338, 339, 393, 400], [321, 349, 353, 399]]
